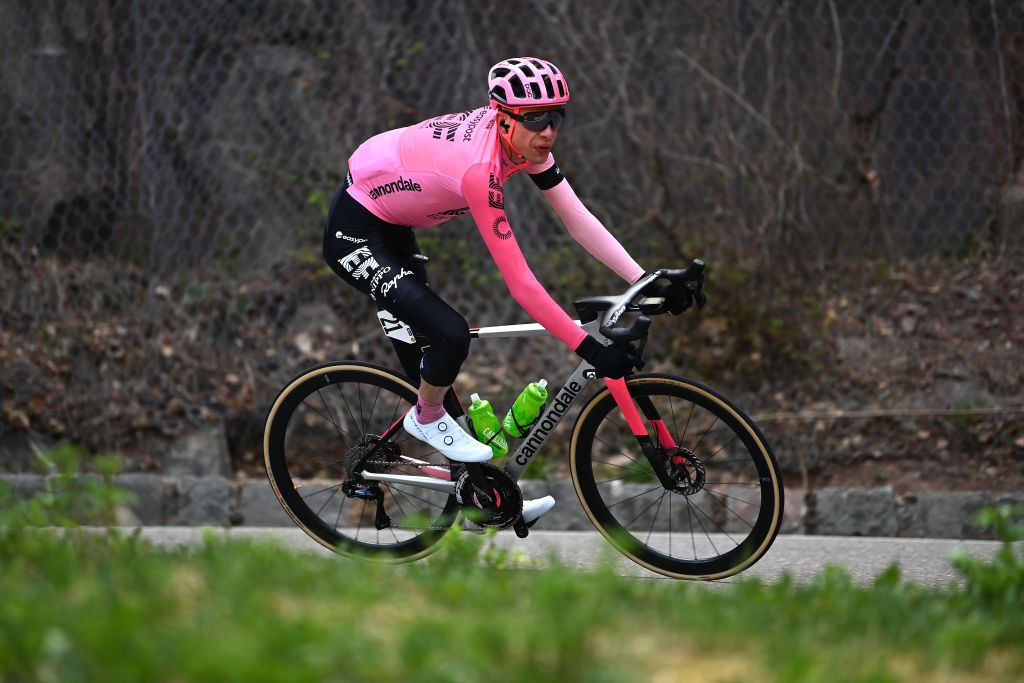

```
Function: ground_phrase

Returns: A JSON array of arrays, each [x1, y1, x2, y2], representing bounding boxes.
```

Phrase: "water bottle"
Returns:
[[502, 379, 549, 438], [468, 393, 508, 457]]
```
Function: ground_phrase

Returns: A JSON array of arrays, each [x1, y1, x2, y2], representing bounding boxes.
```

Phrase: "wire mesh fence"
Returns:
[[1, 0, 1022, 472]]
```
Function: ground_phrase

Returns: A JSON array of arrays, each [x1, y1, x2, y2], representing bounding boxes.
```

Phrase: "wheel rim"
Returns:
[[265, 365, 458, 558], [572, 378, 782, 579]]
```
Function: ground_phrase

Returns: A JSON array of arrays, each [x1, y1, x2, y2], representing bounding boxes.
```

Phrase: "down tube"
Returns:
[[504, 362, 596, 482]]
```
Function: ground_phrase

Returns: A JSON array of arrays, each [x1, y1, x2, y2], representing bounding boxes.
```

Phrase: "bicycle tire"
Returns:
[[263, 361, 459, 561], [570, 373, 783, 580]]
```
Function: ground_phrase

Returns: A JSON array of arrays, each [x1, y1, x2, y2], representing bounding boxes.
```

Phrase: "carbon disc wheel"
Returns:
[[570, 374, 783, 580], [263, 361, 459, 561]]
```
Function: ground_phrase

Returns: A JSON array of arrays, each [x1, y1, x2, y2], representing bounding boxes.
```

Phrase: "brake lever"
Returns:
[[599, 316, 652, 349], [689, 281, 709, 309]]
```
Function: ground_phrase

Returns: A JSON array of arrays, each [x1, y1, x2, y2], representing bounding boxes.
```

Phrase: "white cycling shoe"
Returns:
[[522, 495, 556, 525], [402, 410, 492, 463]]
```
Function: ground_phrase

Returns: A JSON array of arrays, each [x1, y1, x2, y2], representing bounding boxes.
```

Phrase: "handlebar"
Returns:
[[635, 259, 708, 315], [596, 258, 708, 342]]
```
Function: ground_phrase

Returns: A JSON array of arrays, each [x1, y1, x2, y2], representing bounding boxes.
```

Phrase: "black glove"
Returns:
[[640, 278, 694, 315], [575, 336, 644, 379]]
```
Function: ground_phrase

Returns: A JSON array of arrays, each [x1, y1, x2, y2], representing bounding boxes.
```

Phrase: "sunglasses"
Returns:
[[504, 107, 567, 132]]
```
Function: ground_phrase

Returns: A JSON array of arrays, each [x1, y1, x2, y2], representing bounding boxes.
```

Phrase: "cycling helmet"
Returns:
[[487, 57, 570, 108]]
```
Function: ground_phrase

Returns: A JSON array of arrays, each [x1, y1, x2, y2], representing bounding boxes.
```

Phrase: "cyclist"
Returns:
[[324, 57, 688, 524]]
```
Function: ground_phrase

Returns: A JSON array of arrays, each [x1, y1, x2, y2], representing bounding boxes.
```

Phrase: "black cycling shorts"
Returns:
[[323, 185, 471, 387]]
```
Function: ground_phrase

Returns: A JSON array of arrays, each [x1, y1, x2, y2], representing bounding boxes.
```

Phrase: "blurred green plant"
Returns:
[[2, 454, 1023, 682], [0, 443, 135, 530]]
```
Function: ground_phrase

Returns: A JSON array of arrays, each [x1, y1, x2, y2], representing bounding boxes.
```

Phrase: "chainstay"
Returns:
[[359, 460, 456, 531], [357, 461, 503, 533]]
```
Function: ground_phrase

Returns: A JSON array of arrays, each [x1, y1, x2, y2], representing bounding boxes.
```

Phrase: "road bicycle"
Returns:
[[263, 259, 784, 580]]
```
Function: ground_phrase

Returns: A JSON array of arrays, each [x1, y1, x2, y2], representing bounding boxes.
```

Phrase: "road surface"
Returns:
[[131, 527, 1003, 586]]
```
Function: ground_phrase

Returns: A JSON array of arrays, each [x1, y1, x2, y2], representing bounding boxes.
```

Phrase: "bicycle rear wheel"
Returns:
[[570, 374, 783, 580], [263, 361, 458, 561]]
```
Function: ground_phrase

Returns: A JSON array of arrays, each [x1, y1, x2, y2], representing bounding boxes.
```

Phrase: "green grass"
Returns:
[[1, 447, 1022, 682]]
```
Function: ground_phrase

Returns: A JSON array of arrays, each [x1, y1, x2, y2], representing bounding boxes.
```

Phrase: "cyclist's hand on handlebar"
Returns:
[[575, 336, 645, 379], [640, 279, 694, 315]]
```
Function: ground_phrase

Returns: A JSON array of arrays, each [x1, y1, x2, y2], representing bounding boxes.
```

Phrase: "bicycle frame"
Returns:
[[359, 272, 671, 493]]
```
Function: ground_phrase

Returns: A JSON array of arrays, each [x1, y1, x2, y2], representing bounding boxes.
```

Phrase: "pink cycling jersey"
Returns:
[[346, 106, 644, 350]]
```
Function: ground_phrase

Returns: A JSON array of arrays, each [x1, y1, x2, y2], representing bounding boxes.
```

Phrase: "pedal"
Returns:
[[513, 517, 529, 539]]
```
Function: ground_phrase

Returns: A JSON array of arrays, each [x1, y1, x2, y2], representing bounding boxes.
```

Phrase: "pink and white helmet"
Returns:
[[487, 57, 570, 108]]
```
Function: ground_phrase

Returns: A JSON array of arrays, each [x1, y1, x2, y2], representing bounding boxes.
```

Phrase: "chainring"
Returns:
[[453, 464, 523, 529]]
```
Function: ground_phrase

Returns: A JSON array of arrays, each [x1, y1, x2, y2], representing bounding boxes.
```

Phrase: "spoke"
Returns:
[[335, 382, 362, 441], [624, 490, 667, 529], [590, 458, 651, 475], [678, 400, 695, 446], [285, 436, 347, 467], [315, 387, 347, 441], [701, 432, 740, 465], [668, 396, 678, 448], [314, 485, 341, 517], [645, 491, 667, 545], [704, 458, 756, 466], [594, 435, 645, 467], [686, 499, 697, 559], [355, 500, 365, 539], [704, 489, 756, 529], [668, 493, 673, 556], [389, 488, 413, 520], [333, 492, 348, 529], [368, 385, 383, 432], [596, 473, 658, 485], [686, 496, 720, 556], [389, 396, 403, 435], [387, 524, 401, 544], [388, 485, 446, 511], [703, 487, 760, 506], [691, 416, 719, 454], [301, 400, 357, 444], [689, 495, 738, 545], [357, 383, 365, 434], [301, 482, 344, 501], [605, 411, 629, 435], [605, 485, 665, 508]]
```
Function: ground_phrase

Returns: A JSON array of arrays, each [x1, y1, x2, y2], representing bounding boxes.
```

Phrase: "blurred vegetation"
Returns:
[[1, 447, 1023, 682]]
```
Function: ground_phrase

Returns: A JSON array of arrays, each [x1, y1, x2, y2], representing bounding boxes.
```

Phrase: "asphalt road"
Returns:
[[132, 527, 1002, 586]]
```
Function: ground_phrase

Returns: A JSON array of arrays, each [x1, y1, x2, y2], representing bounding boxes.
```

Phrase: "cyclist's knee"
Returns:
[[444, 314, 471, 362]]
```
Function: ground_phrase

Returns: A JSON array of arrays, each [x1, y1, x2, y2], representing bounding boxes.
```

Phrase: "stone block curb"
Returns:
[[1, 474, 1021, 539]]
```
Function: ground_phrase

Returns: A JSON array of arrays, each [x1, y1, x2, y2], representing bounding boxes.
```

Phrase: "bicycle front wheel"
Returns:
[[570, 374, 783, 580], [263, 361, 459, 561]]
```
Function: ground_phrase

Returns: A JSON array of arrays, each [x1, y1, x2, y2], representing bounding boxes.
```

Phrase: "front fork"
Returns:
[[604, 377, 679, 490]]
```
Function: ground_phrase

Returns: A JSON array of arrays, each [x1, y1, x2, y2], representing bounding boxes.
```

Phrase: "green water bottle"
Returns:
[[468, 393, 508, 457], [503, 379, 549, 438]]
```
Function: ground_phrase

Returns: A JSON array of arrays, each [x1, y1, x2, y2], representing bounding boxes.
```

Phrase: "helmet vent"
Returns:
[[491, 67, 511, 78], [530, 59, 543, 69], [520, 65, 534, 78], [507, 58, 521, 65], [542, 74, 554, 99], [509, 75, 526, 99], [528, 82, 540, 99], [548, 63, 560, 75]]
